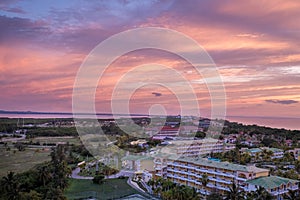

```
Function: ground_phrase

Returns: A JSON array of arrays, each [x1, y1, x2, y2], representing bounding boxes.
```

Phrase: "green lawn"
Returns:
[[25, 136, 81, 145], [65, 178, 142, 200], [0, 147, 51, 177]]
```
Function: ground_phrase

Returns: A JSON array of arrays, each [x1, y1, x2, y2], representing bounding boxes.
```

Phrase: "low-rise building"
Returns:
[[169, 138, 235, 157], [241, 147, 284, 159], [246, 176, 298, 200], [153, 154, 298, 198], [122, 155, 154, 172]]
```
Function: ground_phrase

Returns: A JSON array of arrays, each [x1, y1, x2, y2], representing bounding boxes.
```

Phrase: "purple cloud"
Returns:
[[0, 6, 26, 14], [265, 99, 298, 105], [152, 92, 162, 97]]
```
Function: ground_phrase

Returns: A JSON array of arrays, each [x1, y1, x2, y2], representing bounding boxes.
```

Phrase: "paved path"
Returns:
[[107, 170, 134, 179], [71, 167, 93, 179], [127, 178, 158, 200], [0, 134, 26, 142]]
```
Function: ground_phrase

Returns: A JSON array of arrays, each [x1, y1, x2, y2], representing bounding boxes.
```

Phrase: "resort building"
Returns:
[[153, 154, 298, 199], [241, 147, 284, 159], [247, 176, 299, 199], [168, 138, 235, 157], [122, 155, 154, 172], [151, 126, 180, 140]]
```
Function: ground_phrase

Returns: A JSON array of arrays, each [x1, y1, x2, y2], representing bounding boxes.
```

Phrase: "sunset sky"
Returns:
[[0, 0, 300, 121]]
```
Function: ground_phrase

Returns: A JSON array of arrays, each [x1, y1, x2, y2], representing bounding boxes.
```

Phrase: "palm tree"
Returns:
[[253, 186, 274, 200], [200, 173, 209, 196], [38, 165, 52, 187], [207, 192, 223, 200], [174, 185, 186, 200], [225, 182, 244, 200], [283, 189, 300, 200], [261, 149, 272, 162], [1, 171, 20, 200], [162, 179, 175, 191], [147, 179, 155, 190]]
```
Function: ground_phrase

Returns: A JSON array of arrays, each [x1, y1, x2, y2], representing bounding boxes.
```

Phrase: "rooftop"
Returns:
[[246, 176, 298, 189], [122, 155, 153, 161], [166, 155, 269, 173]]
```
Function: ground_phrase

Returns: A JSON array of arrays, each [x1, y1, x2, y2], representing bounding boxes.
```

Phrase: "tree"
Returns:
[[50, 145, 71, 190], [295, 160, 300, 173], [240, 153, 251, 165], [207, 192, 223, 200], [195, 131, 206, 139], [225, 183, 244, 200], [200, 173, 209, 196], [261, 149, 273, 162], [283, 169, 298, 180], [1, 171, 20, 200], [253, 186, 274, 200], [37, 165, 51, 187], [20, 190, 42, 200], [281, 152, 294, 162], [283, 189, 300, 200], [93, 174, 105, 184], [45, 187, 67, 200]]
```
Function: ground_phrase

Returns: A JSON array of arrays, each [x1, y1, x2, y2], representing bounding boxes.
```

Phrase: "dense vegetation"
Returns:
[[222, 121, 300, 141], [148, 178, 200, 200], [0, 145, 71, 200]]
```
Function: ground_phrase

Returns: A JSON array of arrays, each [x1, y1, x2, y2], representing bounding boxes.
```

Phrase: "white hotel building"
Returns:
[[153, 154, 298, 199], [170, 138, 236, 157]]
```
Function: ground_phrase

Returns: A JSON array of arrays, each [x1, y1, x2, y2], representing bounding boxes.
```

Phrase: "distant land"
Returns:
[[0, 110, 299, 130], [0, 110, 147, 117]]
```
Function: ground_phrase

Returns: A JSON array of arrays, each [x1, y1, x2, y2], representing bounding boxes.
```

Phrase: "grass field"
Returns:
[[25, 136, 81, 145], [65, 178, 142, 200], [0, 146, 51, 177]]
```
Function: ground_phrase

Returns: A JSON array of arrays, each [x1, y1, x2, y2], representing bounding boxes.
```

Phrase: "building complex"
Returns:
[[153, 154, 298, 199]]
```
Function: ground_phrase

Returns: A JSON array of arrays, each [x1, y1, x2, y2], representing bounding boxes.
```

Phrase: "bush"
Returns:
[[92, 174, 105, 184]]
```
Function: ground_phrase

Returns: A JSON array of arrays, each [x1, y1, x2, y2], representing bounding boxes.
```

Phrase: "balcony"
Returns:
[[215, 184, 230, 191], [172, 175, 189, 181], [186, 165, 195, 170], [236, 177, 247, 182], [195, 168, 235, 178], [272, 190, 288, 196], [167, 174, 174, 178], [195, 174, 202, 178], [167, 168, 190, 175], [210, 177, 232, 184], [290, 186, 298, 190], [196, 168, 209, 173]]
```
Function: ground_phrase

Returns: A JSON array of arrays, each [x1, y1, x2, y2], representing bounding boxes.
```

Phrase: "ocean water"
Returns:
[[226, 116, 300, 131], [0, 113, 299, 131]]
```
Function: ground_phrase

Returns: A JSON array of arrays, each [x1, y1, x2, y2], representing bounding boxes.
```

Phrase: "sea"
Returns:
[[226, 116, 300, 131], [0, 113, 299, 131]]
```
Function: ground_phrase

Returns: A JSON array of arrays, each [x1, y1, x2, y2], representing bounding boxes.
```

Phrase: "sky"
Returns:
[[0, 0, 300, 122]]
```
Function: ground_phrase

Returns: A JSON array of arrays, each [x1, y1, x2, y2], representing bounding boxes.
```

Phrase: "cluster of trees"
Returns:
[[147, 178, 296, 200], [195, 131, 206, 139], [222, 121, 300, 142], [147, 178, 199, 200], [0, 145, 72, 200], [208, 183, 300, 200], [92, 174, 105, 184], [26, 127, 78, 138], [210, 148, 252, 165]]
